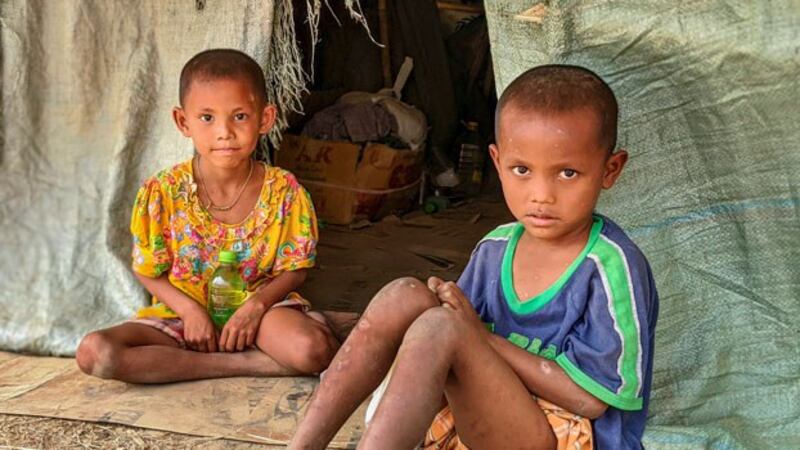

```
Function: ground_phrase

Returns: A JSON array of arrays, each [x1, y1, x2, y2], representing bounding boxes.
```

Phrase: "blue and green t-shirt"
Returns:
[[458, 215, 659, 450]]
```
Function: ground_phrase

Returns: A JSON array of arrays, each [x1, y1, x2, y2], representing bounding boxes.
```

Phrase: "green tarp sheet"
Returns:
[[484, 1, 799, 448], [2, 1, 798, 448]]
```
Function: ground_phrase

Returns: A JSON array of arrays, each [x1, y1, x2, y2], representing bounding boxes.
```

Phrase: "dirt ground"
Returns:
[[0, 198, 510, 449], [0, 414, 283, 450]]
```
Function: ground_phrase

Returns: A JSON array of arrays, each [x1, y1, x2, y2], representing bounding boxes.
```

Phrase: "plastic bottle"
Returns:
[[423, 194, 450, 214], [455, 121, 485, 195], [207, 250, 247, 330]]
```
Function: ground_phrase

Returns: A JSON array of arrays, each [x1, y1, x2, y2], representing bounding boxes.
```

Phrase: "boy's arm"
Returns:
[[430, 277, 608, 418], [487, 333, 608, 419]]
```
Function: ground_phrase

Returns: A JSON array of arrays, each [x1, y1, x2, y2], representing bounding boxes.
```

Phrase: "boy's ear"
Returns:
[[489, 143, 501, 172], [259, 104, 278, 134], [172, 107, 191, 137], [602, 149, 628, 189]]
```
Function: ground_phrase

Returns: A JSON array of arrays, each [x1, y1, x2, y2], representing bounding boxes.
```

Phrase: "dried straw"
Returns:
[[0, 414, 283, 450]]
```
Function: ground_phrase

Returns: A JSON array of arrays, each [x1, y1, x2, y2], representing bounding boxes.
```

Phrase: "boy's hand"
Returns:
[[427, 277, 486, 334], [182, 308, 218, 353], [219, 300, 267, 352]]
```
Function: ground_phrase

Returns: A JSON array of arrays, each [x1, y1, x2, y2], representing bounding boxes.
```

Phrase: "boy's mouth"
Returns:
[[525, 212, 558, 226], [212, 147, 240, 153]]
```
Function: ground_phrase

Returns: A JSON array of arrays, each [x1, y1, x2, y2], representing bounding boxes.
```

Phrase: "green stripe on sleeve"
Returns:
[[588, 237, 643, 400], [556, 354, 643, 411]]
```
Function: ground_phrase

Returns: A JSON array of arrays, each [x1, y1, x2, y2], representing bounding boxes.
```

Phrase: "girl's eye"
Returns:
[[511, 166, 529, 176], [200, 114, 213, 123], [234, 113, 248, 121], [560, 169, 578, 179]]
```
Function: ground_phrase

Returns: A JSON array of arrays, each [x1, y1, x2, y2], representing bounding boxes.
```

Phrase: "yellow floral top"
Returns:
[[130, 159, 318, 319]]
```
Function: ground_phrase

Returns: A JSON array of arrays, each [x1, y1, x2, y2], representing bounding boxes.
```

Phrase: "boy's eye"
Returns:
[[511, 166, 529, 176], [560, 169, 578, 179], [234, 113, 248, 121], [200, 114, 213, 123]]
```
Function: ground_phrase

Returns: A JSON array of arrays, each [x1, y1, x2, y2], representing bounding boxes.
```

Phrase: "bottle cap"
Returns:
[[423, 200, 438, 214], [219, 250, 237, 264]]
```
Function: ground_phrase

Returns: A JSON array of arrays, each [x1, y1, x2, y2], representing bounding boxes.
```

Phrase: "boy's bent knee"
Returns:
[[404, 308, 462, 347], [368, 277, 439, 319], [76, 332, 119, 379]]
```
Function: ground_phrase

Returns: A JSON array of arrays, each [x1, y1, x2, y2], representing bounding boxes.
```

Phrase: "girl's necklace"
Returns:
[[195, 156, 254, 212]]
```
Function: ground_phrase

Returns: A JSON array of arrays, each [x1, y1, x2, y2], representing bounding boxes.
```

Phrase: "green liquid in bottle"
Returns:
[[208, 294, 244, 329], [207, 251, 247, 330], [209, 308, 234, 329]]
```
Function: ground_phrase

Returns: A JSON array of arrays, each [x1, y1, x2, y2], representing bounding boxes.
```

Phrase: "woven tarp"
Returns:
[[0, 0, 294, 355], [484, 1, 799, 448]]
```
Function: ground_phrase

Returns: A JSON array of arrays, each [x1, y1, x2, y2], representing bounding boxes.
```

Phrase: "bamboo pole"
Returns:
[[379, 0, 392, 87], [436, 1, 484, 13]]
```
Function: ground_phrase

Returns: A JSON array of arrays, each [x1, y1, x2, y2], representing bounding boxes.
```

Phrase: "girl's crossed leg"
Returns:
[[75, 305, 339, 383]]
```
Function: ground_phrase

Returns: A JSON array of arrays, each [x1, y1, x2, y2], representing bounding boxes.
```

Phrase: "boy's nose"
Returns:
[[528, 179, 555, 204]]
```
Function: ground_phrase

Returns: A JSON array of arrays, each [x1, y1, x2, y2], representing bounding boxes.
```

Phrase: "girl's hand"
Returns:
[[182, 308, 218, 353], [427, 276, 486, 334], [219, 300, 267, 352]]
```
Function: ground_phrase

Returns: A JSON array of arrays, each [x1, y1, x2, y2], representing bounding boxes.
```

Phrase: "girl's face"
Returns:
[[172, 77, 276, 170]]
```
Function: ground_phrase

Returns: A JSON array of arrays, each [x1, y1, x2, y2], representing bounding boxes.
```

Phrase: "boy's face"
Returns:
[[490, 107, 627, 242], [172, 77, 276, 169]]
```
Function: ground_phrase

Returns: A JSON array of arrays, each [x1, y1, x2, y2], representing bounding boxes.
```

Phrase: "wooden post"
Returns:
[[379, 0, 392, 87]]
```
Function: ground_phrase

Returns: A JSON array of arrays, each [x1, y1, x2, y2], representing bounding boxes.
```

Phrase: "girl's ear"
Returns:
[[172, 107, 191, 137], [259, 104, 278, 134], [602, 149, 628, 189]]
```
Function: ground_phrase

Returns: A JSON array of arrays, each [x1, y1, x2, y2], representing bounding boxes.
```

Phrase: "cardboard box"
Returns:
[[277, 134, 423, 225]]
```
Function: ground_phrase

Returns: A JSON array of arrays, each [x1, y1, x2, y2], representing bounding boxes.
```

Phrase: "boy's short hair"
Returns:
[[496, 65, 618, 152], [179, 49, 267, 106]]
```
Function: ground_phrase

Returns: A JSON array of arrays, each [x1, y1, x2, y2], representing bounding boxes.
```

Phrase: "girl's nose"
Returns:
[[216, 119, 234, 140]]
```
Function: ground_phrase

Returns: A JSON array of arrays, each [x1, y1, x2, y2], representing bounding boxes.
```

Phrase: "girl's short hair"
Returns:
[[179, 49, 267, 106]]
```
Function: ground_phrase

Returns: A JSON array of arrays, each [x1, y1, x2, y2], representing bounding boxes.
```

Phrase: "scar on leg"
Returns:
[[335, 345, 353, 371], [385, 277, 418, 295]]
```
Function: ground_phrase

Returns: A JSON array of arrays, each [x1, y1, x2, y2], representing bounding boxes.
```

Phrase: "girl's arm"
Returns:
[[247, 269, 308, 309], [487, 333, 609, 419], [218, 269, 308, 352], [133, 272, 206, 317], [133, 272, 217, 353]]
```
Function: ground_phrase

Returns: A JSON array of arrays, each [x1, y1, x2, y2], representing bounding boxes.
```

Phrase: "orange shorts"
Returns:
[[422, 397, 593, 450]]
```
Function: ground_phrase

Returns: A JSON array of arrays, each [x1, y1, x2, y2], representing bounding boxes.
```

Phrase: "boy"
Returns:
[[76, 49, 339, 383], [288, 65, 658, 449]]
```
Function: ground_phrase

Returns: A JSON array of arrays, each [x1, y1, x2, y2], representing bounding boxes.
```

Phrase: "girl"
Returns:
[[76, 49, 339, 383]]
